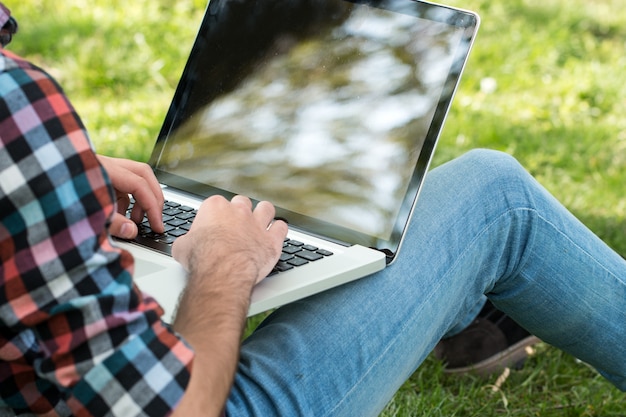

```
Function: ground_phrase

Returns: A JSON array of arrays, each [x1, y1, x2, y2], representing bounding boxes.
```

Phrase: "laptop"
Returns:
[[116, 0, 479, 322]]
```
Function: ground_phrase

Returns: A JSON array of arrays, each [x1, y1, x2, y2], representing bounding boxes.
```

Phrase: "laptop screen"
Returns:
[[149, 0, 478, 255]]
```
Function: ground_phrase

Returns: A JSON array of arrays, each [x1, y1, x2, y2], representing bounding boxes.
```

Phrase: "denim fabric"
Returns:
[[226, 149, 626, 416]]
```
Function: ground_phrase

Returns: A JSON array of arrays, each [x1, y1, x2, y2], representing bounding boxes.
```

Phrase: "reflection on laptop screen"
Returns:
[[151, 0, 477, 252]]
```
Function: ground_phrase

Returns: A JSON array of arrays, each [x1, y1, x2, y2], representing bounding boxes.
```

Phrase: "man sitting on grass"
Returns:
[[1, 4, 624, 416]]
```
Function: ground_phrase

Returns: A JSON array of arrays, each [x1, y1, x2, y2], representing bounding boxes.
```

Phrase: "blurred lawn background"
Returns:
[[7, 0, 626, 415]]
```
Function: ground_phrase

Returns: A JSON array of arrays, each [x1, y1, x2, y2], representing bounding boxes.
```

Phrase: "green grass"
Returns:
[[8, 0, 626, 415]]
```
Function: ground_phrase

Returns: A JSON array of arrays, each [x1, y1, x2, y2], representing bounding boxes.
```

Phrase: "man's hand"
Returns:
[[171, 195, 287, 417], [172, 195, 287, 283], [97, 155, 165, 239]]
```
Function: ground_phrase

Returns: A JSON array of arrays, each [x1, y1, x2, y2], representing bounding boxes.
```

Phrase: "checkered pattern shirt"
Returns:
[[0, 47, 194, 415]]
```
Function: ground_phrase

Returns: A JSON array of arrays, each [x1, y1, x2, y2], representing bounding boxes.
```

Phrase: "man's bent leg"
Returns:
[[226, 150, 626, 416]]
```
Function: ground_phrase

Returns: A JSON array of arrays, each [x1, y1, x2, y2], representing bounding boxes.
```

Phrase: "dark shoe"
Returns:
[[433, 301, 540, 375]]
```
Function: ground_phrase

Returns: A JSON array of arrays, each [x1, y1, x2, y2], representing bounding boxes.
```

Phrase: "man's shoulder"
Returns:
[[1, 49, 46, 78], [1, 49, 26, 71]]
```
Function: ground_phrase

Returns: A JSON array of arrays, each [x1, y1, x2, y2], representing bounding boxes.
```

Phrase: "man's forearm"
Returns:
[[168, 195, 288, 416], [171, 261, 255, 417]]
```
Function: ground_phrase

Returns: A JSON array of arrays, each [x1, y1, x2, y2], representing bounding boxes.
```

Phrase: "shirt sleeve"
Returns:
[[0, 50, 194, 416]]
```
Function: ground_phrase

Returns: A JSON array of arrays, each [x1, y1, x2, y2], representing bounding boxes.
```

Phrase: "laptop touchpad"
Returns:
[[133, 257, 168, 278]]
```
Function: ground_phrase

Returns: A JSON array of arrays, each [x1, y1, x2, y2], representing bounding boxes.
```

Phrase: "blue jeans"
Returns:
[[226, 150, 626, 416]]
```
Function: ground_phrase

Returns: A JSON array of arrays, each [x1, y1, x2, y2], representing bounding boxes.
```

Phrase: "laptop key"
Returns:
[[167, 218, 188, 227], [279, 253, 294, 262], [160, 235, 177, 244], [163, 208, 183, 216], [287, 257, 308, 267], [274, 261, 294, 272], [296, 250, 324, 262], [282, 245, 302, 255], [176, 212, 196, 221], [168, 228, 188, 238]]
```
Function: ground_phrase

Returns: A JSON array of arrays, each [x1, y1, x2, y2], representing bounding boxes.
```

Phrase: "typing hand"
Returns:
[[97, 155, 165, 239], [172, 195, 288, 285]]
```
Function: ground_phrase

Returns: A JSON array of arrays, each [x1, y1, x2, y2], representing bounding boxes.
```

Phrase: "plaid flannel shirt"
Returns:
[[0, 39, 194, 417]]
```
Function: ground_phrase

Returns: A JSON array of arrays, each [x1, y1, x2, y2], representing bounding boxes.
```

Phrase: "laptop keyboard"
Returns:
[[125, 199, 334, 276]]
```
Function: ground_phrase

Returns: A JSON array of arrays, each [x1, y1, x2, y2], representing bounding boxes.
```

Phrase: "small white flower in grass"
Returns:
[[480, 77, 498, 94]]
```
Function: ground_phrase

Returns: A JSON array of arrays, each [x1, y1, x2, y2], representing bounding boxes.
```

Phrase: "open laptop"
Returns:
[[116, 0, 479, 322]]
